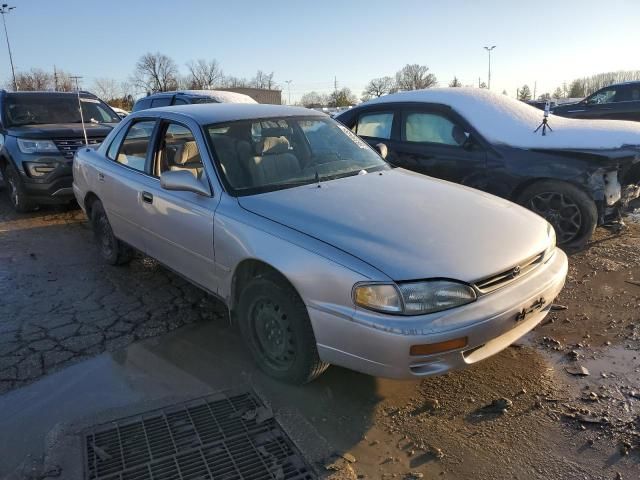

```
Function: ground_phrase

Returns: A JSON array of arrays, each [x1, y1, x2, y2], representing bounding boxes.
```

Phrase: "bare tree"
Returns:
[[479, 81, 487, 89], [328, 87, 357, 108], [448, 76, 462, 87], [362, 76, 395, 98], [186, 59, 223, 89], [12, 68, 52, 91], [132, 52, 179, 93], [552, 87, 564, 99], [92, 77, 122, 101], [299, 91, 329, 108], [222, 75, 249, 88], [538, 92, 551, 101], [252, 70, 277, 89], [395, 64, 437, 91]]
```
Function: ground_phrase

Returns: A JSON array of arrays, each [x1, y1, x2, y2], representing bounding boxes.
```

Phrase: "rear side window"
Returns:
[[132, 98, 151, 112], [403, 112, 460, 146], [173, 97, 188, 105], [150, 97, 172, 108], [356, 112, 393, 139], [115, 120, 156, 172]]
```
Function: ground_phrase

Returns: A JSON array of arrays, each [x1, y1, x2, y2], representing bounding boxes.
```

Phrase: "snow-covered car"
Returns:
[[110, 106, 129, 118], [132, 90, 257, 112], [72, 103, 567, 383], [336, 88, 640, 247]]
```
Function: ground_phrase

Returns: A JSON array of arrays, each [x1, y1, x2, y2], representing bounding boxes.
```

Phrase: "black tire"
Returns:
[[90, 200, 134, 265], [4, 163, 36, 213], [518, 180, 598, 248], [237, 274, 329, 384]]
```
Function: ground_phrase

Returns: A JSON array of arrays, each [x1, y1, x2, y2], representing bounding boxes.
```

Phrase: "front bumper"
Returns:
[[309, 248, 568, 379]]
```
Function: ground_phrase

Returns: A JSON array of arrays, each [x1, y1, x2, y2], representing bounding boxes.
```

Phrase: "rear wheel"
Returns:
[[237, 275, 329, 384], [518, 180, 597, 247], [90, 200, 133, 265], [4, 164, 36, 213]]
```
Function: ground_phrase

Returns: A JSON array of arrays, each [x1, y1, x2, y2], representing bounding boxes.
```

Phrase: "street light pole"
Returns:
[[483, 45, 496, 90], [285, 80, 292, 105], [0, 3, 16, 91]]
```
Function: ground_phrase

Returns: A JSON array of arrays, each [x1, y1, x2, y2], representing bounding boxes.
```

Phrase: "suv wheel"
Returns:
[[237, 274, 329, 384], [4, 164, 35, 213], [90, 200, 134, 265], [518, 180, 598, 248]]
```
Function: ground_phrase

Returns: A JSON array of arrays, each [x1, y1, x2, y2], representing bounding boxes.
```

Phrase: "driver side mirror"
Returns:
[[375, 143, 388, 159], [160, 170, 211, 196]]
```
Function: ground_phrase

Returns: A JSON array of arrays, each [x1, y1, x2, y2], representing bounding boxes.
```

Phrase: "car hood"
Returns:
[[6, 123, 117, 139], [238, 169, 550, 282]]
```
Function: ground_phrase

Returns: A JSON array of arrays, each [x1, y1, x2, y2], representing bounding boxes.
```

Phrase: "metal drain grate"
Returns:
[[83, 389, 315, 480]]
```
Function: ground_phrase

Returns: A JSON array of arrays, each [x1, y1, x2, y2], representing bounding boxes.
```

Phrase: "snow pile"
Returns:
[[180, 90, 258, 104], [365, 88, 640, 150]]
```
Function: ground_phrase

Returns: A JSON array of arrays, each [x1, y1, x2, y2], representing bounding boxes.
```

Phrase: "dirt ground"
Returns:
[[0, 189, 639, 480]]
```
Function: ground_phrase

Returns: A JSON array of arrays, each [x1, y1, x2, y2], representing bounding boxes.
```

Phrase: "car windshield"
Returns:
[[205, 116, 390, 195], [3, 95, 121, 126]]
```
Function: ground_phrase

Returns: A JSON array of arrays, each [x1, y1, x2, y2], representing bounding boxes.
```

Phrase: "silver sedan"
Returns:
[[72, 104, 568, 383]]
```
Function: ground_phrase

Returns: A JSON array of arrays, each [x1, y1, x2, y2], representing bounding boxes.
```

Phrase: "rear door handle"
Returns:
[[98, 172, 105, 182], [141, 191, 153, 204]]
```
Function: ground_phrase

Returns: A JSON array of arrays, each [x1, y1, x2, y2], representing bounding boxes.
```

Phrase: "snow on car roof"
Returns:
[[177, 89, 258, 104], [364, 88, 640, 150]]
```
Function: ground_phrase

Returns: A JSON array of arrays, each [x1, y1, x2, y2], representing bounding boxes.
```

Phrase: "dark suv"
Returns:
[[132, 90, 256, 112], [0, 90, 120, 212], [552, 81, 640, 121]]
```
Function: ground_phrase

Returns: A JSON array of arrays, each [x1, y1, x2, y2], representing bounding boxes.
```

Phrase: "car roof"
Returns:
[[135, 103, 326, 124], [3, 90, 97, 98]]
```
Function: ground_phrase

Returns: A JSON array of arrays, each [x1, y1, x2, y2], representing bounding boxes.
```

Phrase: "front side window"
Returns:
[[3, 95, 120, 126], [154, 123, 204, 179], [115, 120, 156, 172], [585, 88, 617, 105], [205, 116, 389, 195], [356, 112, 393, 139], [403, 112, 461, 146]]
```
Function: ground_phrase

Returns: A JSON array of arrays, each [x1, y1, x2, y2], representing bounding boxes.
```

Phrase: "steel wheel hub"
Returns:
[[528, 192, 581, 244], [252, 300, 295, 370]]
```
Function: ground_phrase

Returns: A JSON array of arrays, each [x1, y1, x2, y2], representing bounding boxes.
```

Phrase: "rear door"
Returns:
[[391, 106, 488, 187], [138, 119, 220, 293], [98, 118, 159, 253]]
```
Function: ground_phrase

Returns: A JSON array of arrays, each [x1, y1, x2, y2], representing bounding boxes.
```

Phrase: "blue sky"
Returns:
[[1, 0, 639, 101]]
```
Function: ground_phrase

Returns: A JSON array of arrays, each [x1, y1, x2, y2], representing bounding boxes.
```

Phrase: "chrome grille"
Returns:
[[54, 137, 104, 159], [474, 251, 545, 294]]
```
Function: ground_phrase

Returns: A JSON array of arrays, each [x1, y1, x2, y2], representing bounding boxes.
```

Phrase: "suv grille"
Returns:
[[54, 137, 104, 159], [474, 251, 545, 294]]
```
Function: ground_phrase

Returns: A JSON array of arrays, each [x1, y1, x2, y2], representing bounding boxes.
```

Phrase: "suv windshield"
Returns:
[[206, 116, 389, 195], [4, 95, 120, 126]]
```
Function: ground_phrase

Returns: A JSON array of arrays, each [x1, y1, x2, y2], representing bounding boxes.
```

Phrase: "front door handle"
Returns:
[[98, 172, 105, 182], [141, 191, 153, 204]]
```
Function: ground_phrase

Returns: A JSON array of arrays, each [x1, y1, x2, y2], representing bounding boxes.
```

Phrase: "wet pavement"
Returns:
[[1, 191, 639, 479]]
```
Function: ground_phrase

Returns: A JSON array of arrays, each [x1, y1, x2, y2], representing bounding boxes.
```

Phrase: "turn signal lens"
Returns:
[[410, 337, 468, 356], [353, 284, 402, 313]]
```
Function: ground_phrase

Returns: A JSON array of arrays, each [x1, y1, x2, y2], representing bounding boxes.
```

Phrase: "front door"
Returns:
[[140, 121, 219, 293], [392, 108, 488, 189]]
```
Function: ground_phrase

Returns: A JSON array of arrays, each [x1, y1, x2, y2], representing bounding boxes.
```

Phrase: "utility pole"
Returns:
[[54, 65, 58, 91], [0, 3, 17, 91], [284, 79, 292, 105], [533, 81, 537, 100], [483, 45, 496, 90]]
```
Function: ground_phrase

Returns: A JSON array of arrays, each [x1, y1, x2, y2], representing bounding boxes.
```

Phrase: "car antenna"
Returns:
[[71, 75, 89, 145], [315, 169, 321, 188], [534, 100, 553, 136]]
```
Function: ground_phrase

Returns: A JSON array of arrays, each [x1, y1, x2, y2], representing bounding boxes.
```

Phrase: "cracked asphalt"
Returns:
[[0, 194, 227, 394]]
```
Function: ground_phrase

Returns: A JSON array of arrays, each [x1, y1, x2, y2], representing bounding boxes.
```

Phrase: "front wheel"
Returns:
[[518, 180, 597, 248], [237, 275, 329, 384], [4, 164, 36, 213]]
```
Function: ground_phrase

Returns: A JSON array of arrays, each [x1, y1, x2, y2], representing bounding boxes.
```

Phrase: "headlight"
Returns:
[[23, 161, 57, 177], [354, 280, 476, 315], [543, 223, 556, 262], [17, 138, 59, 154], [397, 281, 477, 315]]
